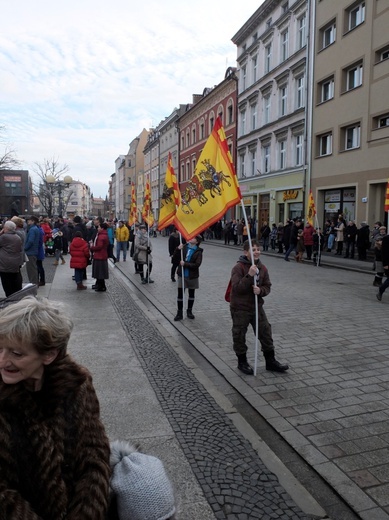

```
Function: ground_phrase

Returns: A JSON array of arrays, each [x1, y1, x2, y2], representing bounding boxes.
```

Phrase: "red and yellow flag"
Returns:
[[158, 152, 180, 231], [128, 182, 138, 226], [307, 190, 316, 225], [384, 180, 389, 212], [173, 117, 241, 240], [141, 176, 154, 227]]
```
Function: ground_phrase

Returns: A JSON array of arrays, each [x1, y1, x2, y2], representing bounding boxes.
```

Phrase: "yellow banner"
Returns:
[[173, 117, 241, 240], [158, 152, 180, 230]]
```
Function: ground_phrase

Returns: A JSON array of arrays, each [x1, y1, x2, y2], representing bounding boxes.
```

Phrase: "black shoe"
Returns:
[[266, 358, 289, 372], [187, 310, 195, 319], [237, 361, 254, 375], [171, 278, 176, 282], [376, 292, 382, 302], [95, 287, 106, 292], [174, 312, 183, 321], [92, 284, 97, 289]]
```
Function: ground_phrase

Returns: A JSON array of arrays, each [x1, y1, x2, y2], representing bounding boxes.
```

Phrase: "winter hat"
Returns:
[[110, 441, 176, 520]]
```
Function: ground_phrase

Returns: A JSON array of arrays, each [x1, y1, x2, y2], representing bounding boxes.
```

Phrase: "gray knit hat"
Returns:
[[110, 441, 176, 520]]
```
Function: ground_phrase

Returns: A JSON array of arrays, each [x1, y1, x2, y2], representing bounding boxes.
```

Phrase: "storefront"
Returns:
[[324, 188, 356, 224]]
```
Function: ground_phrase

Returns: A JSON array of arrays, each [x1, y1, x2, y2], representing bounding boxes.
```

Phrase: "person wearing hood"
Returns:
[[172, 235, 203, 321], [90, 222, 109, 292], [229, 240, 289, 375]]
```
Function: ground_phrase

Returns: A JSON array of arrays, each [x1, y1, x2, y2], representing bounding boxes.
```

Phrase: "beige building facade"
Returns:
[[311, 0, 389, 227], [232, 0, 308, 228]]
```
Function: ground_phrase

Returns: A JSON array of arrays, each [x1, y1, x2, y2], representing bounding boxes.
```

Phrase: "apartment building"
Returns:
[[143, 129, 160, 222], [126, 129, 149, 221], [176, 68, 238, 218], [232, 0, 308, 227], [311, 0, 389, 226]]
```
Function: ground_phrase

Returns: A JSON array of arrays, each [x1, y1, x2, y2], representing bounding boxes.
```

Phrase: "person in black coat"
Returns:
[[168, 227, 181, 282], [356, 222, 370, 261], [376, 233, 389, 301], [344, 220, 357, 258]]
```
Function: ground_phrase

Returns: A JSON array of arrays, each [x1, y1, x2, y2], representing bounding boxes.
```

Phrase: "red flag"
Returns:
[[173, 117, 241, 240], [158, 152, 181, 231], [385, 181, 389, 212], [141, 177, 154, 226], [128, 183, 137, 226]]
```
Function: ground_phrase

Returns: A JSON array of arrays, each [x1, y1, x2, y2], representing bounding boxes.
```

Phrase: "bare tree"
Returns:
[[32, 157, 70, 217], [0, 126, 21, 170]]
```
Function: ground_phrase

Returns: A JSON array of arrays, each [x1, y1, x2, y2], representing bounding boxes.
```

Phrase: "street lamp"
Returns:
[[46, 175, 73, 217]]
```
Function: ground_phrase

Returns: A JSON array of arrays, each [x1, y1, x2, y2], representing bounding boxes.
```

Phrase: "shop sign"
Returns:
[[325, 202, 340, 211], [4, 176, 21, 182], [243, 197, 253, 205], [283, 190, 299, 201], [324, 190, 340, 202]]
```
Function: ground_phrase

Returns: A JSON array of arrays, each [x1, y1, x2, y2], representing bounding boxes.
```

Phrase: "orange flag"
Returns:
[[128, 183, 138, 226], [158, 152, 180, 231], [141, 176, 154, 227], [173, 117, 241, 240], [307, 190, 316, 225], [385, 181, 389, 212]]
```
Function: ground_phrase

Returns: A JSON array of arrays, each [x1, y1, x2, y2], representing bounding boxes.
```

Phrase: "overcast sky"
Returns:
[[1, 1, 263, 197]]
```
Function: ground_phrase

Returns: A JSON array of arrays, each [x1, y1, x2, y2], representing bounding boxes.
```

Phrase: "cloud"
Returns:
[[1, 0, 262, 197]]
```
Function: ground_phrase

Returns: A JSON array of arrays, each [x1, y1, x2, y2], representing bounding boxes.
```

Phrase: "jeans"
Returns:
[[74, 268, 84, 284], [285, 243, 296, 260], [116, 242, 127, 260]]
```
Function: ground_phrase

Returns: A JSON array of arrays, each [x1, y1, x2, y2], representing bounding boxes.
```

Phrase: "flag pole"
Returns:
[[240, 201, 259, 376]]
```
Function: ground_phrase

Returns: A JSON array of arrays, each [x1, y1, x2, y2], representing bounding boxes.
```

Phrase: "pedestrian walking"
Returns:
[[229, 240, 288, 375], [344, 220, 357, 258], [376, 232, 389, 301], [134, 224, 154, 284], [295, 229, 305, 262], [173, 235, 203, 321], [284, 219, 302, 261], [24, 215, 40, 285], [115, 220, 129, 262], [70, 231, 90, 290], [90, 222, 109, 292], [52, 229, 66, 266]]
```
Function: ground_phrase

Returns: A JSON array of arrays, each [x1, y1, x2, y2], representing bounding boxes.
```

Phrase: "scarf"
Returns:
[[184, 244, 197, 278]]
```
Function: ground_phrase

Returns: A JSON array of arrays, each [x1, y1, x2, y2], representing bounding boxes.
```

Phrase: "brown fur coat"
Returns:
[[0, 355, 111, 520]]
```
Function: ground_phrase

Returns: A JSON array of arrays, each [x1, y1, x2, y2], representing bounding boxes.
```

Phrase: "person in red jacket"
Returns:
[[302, 222, 315, 260], [90, 222, 109, 292], [69, 231, 90, 290]]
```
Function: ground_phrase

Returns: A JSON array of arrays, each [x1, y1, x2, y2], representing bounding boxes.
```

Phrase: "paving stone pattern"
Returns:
[[109, 275, 314, 520], [115, 236, 389, 519]]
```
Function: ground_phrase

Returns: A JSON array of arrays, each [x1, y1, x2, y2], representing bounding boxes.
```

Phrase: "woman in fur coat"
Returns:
[[0, 296, 111, 520]]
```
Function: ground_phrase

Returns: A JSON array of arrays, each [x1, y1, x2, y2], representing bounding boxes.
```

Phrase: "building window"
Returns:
[[280, 85, 288, 116], [239, 154, 246, 178], [250, 150, 256, 176], [297, 14, 306, 50], [192, 158, 196, 174], [343, 62, 363, 91], [281, 30, 289, 62], [186, 131, 190, 148], [241, 65, 247, 91], [266, 18, 272, 29], [319, 76, 335, 103], [342, 124, 361, 150], [375, 45, 389, 64], [347, 2, 365, 31], [252, 55, 258, 83], [227, 104, 233, 124], [186, 162, 190, 180], [209, 116, 214, 134], [200, 123, 204, 139], [317, 133, 332, 156], [240, 109, 246, 136], [320, 21, 336, 49], [263, 144, 271, 173], [373, 113, 389, 129], [263, 94, 271, 124], [251, 104, 257, 131], [295, 134, 303, 166], [296, 76, 305, 109], [265, 44, 272, 73], [192, 128, 196, 144], [279, 140, 287, 169]]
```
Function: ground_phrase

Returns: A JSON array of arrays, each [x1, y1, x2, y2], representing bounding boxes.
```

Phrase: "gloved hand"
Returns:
[[147, 247, 151, 254]]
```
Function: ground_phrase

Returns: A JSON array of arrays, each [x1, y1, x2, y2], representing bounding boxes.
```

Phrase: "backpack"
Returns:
[[225, 263, 245, 302]]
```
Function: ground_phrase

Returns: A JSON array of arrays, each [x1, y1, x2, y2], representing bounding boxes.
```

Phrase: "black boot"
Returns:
[[237, 354, 254, 375], [264, 352, 289, 372], [187, 309, 195, 319], [373, 276, 382, 287], [174, 311, 183, 321]]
